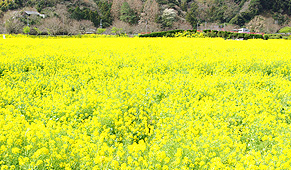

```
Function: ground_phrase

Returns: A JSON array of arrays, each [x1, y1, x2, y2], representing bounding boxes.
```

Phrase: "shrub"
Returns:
[[237, 33, 245, 39], [263, 34, 282, 39], [263, 34, 269, 40], [187, 29, 197, 33], [97, 28, 106, 34], [139, 29, 265, 40], [278, 27, 291, 33], [232, 33, 239, 39], [212, 30, 218, 34], [23, 26, 31, 34], [203, 29, 211, 33], [250, 34, 263, 39], [139, 30, 185, 37], [244, 34, 251, 40]]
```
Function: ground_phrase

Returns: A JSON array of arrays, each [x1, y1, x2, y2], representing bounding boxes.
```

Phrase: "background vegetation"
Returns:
[[0, 0, 291, 34]]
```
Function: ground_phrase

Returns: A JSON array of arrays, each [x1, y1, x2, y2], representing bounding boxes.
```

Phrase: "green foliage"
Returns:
[[0, 0, 18, 12], [120, 2, 138, 25], [1, 0, 291, 31], [283, 36, 291, 40], [0, 0, 59, 12], [279, 27, 291, 33], [264, 34, 282, 39], [228, 0, 262, 26], [46, 28, 52, 36], [263, 34, 269, 40], [70, 7, 100, 26], [229, 12, 254, 27], [23, 26, 30, 34], [36, 0, 54, 12], [95, 0, 113, 28], [244, 33, 251, 39], [111, 27, 123, 35], [68, 1, 112, 28], [181, 1, 187, 11], [96, 28, 106, 34], [185, 2, 199, 28], [260, 0, 291, 15], [33, 27, 42, 35], [250, 34, 263, 39], [70, 6, 83, 20], [196, 30, 264, 40], [139, 30, 184, 37], [156, 0, 168, 5]]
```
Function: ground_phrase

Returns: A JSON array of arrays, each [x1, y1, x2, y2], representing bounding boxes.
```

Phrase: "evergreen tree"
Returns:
[[71, 7, 83, 20], [120, 2, 138, 25], [186, 2, 199, 29], [96, 1, 113, 27]]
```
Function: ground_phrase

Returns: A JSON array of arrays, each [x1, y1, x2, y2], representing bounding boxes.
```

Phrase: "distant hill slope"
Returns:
[[0, 0, 290, 34]]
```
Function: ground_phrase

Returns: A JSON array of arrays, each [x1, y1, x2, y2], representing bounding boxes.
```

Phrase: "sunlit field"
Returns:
[[1, 37, 291, 169]]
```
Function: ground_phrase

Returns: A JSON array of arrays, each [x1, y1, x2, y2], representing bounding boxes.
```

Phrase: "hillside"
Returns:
[[0, 0, 290, 34]]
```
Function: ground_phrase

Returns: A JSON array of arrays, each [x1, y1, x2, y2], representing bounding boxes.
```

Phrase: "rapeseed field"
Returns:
[[0, 37, 291, 169]]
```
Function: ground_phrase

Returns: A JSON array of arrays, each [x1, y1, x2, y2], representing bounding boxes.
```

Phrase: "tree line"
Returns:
[[1, 0, 291, 34]]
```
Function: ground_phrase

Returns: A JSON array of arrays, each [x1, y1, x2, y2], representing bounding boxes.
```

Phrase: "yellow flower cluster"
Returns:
[[1, 37, 291, 169]]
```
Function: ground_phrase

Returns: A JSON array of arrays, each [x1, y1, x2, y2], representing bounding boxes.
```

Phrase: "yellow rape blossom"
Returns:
[[0, 37, 291, 169]]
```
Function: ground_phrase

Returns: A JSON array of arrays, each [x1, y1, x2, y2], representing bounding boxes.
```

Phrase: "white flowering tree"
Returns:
[[162, 8, 177, 28]]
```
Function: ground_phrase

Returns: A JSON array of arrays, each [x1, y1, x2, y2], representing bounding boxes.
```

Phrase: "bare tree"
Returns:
[[4, 19, 24, 34], [223, 24, 238, 31], [127, 0, 143, 14], [264, 18, 280, 33], [40, 17, 62, 35], [246, 15, 280, 33], [67, 20, 81, 35], [3, 10, 23, 34], [111, 0, 126, 19], [173, 20, 192, 30], [112, 20, 131, 33], [146, 22, 160, 32], [55, 4, 69, 18], [111, 19, 161, 34], [79, 20, 96, 33], [143, 0, 159, 23], [0, 19, 5, 34], [138, 21, 161, 33], [55, 4, 71, 34], [65, 20, 96, 35]]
